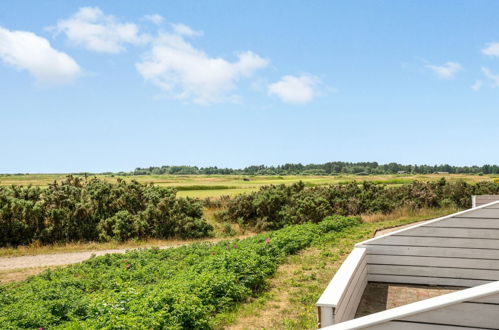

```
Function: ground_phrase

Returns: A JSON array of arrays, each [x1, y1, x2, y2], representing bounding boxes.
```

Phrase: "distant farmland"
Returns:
[[0, 173, 497, 198]]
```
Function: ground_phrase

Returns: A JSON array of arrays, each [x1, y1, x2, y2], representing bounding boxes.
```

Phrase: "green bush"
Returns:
[[216, 179, 499, 230], [0, 215, 360, 329], [0, 176, 213, 246]]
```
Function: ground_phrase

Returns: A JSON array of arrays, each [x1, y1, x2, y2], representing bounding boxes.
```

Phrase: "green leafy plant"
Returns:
[[0, 215, 360, 329], [216, 179, 499, 230], [0, 176, 213, 246]]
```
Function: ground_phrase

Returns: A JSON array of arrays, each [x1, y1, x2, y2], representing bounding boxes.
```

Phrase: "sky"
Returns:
[[1, 1, 499, 173]]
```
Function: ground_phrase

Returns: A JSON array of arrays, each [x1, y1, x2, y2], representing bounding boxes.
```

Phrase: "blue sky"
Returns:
[[1, 1, 499, 173]]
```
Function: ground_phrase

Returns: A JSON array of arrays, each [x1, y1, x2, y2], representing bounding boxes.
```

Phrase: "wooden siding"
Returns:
[[322, 281, 499, 330], [364, 293, 499, 329], [318, 200, 499, 329], [358, 201, 499, 286], [473, 195, 499, 208]]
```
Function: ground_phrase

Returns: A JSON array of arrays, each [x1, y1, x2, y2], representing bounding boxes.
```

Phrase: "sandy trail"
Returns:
[[0, 235, 256, 272], [0, 221, 426, 272], [0, 245, 178, 271], [2, 249, 139, 271]]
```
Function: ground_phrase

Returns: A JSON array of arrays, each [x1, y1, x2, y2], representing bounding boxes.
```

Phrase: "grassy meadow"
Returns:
[[1, 173, 498, 199]]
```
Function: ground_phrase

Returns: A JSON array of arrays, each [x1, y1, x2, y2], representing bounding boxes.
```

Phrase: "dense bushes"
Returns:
[[0, 215, 360, 329], [3, 175, 499, 245], [0, 176, 212, 246], [216, 179, 499, 230]]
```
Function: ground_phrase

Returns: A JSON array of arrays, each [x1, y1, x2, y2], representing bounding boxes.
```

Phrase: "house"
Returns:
[[316, 195, 499, 329]]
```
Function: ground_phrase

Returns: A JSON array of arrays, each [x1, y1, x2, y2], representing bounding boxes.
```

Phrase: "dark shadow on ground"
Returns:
[[355, 282, 389, 317], [355, 282, 462, 318]]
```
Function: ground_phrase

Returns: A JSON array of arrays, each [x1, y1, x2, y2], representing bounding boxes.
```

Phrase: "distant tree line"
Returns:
[[128, 162, 499, 176]]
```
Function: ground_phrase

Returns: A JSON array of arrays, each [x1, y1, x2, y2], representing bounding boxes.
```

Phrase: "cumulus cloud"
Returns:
[[482, 42, 499, 57], [143, 14, 164, 25], [171, 23, 202, 37], [426, 61, 462, 79], [136, 27, 268, 104], [471, 80, 483, 91], [52, 7, 150, 53], [268, 74, 319, 104], [0, 26, 80, 85], [482, 67, 499, 87]]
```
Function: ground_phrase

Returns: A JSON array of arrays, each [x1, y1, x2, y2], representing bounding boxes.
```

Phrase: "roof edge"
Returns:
[[355, 198, 499, 247]]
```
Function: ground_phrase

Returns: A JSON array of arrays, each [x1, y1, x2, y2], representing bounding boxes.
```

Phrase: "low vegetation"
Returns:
[[3, 174, 498, 247], [1, 173, 498, 199], [216, 208, 453, 329], [0, 176, 212, 247], [0, 215, 360, 329], [215, 179, 499, 230]]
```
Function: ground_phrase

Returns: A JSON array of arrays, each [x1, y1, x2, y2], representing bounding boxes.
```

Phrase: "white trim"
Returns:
[[317, 247, 367, 307], [321, 280, 499, 330], [356, 199, 499, 247]]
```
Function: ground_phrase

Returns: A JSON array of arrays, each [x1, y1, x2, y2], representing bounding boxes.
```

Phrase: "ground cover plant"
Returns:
[[0, 215, 360, 329], [0, 176, 212, 247], [215, 179, 499, 230], [215, 208, 455, 329]]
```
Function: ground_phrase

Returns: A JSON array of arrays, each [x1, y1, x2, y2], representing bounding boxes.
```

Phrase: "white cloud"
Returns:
[[471, 80, 483, 91], [143, 14, 164, 25], [482, 67, 499, 87], [426, 61, 462, 79], [268, 74, 319, 104], [136, 27, 268, 104], [171, 23, 202, 37], [53, 7, 150, 53], [0, 26, 80, 85], [482, 42, 499, 57]]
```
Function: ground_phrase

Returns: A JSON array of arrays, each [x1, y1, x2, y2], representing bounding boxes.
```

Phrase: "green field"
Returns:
[[1, 173, 498, 199]]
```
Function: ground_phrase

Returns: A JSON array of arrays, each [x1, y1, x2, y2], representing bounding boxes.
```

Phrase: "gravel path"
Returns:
[[0, 246, 172, 271], [0, 249, 139, 271], [0, 235, 255, 272], [0, 222, 426, 272]]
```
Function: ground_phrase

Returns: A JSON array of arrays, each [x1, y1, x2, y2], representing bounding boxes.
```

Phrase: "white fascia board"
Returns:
[[316, 247, 366, 307], [322, 280, 499, 330]]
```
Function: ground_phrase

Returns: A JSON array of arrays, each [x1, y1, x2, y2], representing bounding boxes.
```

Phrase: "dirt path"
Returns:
[[0, 247, 149, 271], [0, 235, 252, 272], [0, 220, 426, 273]]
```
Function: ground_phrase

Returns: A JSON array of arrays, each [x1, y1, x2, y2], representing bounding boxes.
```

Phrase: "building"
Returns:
[[316, 195, 499, 329]]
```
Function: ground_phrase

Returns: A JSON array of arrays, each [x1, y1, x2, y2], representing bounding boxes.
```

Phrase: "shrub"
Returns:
[[0, 215, 360, 329], [0, 176, 213, 246], [216, 179, 499, 230]]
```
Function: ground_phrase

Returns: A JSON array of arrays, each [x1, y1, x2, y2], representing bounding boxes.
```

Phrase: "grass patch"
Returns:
[[1, 173, 496, 199], [0, 266, 58, 284], [213, 207, 455, 329], [172, 185, 236, 191], [371, 178, 413, 185]]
